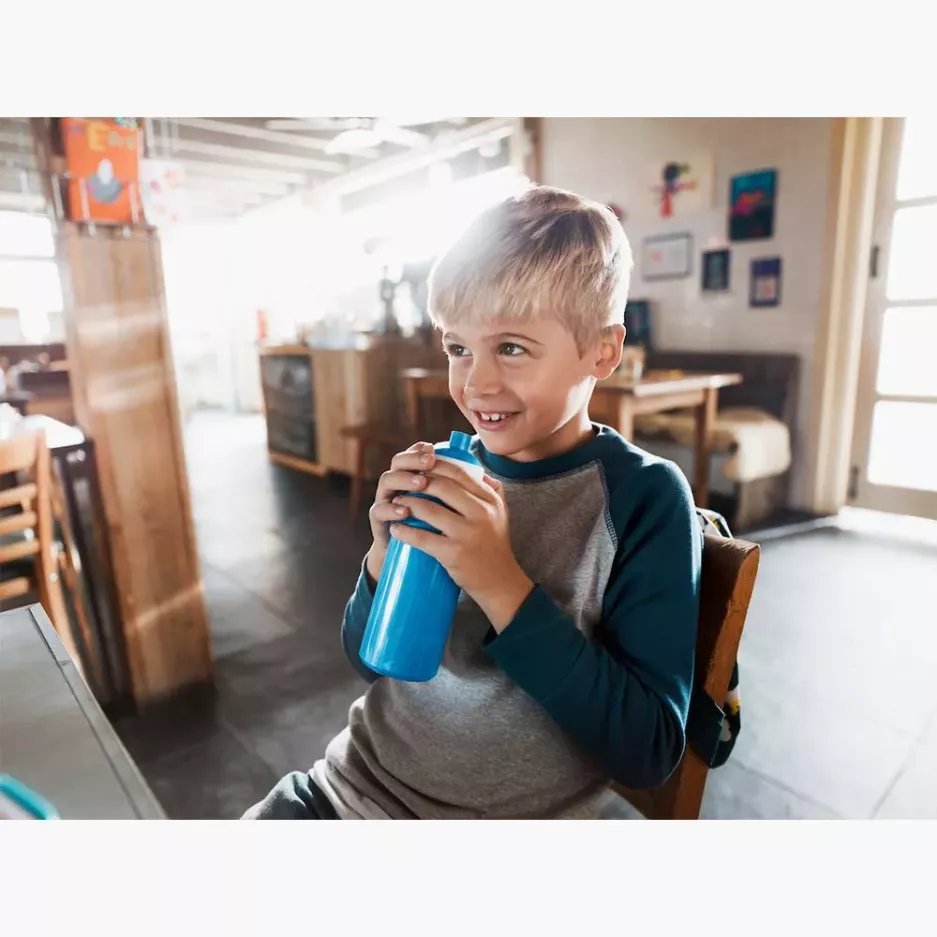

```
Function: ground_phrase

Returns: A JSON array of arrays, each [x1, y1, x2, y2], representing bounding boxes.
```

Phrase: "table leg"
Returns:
[[349, 437, 366, 521], [616, 397, 635, 441], [404, 377, 421, 434], [693, 388, 718, 507]]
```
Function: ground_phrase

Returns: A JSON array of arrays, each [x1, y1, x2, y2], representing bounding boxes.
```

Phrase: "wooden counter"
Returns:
[[259, 336, 443, 478]]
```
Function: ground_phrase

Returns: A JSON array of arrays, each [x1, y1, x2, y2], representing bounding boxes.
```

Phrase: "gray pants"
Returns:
[[242, 771, 340, 820]]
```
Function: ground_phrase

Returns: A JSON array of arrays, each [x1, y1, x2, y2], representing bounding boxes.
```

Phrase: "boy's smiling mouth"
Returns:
[[471, 409, 519, 431]]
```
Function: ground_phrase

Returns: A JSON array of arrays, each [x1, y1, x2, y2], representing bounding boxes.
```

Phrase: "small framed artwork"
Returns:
[[648, 153, 714, 218], [701, 248, 731, 291], [729, 169, 777, 241], [750, 257, 782, 307], [624, 299, 653, 348], [642, 233, 693, 281]]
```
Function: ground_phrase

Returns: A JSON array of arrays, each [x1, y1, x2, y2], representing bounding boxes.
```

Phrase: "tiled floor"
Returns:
[[114, 411, 937, 820]]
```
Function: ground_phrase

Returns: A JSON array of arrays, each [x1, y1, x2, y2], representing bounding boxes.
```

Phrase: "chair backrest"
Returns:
[[613, 532, 760, 819], [0, 431, 61, 611], [0, 431, 51, 557]]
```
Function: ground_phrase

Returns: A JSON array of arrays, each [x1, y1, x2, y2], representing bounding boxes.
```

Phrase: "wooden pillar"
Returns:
[[522, 118, 543, 184], [32, 119, 213, 706]]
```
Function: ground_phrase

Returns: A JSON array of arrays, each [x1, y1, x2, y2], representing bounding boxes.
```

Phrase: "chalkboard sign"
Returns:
[[260, 354, 318, 463]]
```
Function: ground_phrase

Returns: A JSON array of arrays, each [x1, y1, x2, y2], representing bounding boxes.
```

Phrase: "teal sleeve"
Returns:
[[484, 460, 701, 789], [341, 560, 381, 683]]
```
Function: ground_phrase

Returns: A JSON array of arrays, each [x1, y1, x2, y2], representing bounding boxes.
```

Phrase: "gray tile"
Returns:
[[226, 679, 364, 778], [224, 548, 362, 636], [200, 563, 294, 659], [114, 685, 224, 767], [599, 761, 839, 820], [700, 761, 839, 819], [725, 527, 937, 817], [731, 670, 916, 818], [215, 632, 365, 777], [875, 711, 937, 819], [197, 526, 289, 572], [140, 727, 277, 820]]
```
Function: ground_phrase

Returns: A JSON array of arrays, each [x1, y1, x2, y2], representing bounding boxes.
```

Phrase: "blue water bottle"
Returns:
[[360, 430, 484, 682]]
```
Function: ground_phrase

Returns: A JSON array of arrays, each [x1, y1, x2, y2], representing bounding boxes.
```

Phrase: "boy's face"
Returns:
[[441, 316, 624, 462]]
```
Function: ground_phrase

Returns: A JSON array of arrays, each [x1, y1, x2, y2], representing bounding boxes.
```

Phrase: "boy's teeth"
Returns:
[[480, 412, 506, 422]]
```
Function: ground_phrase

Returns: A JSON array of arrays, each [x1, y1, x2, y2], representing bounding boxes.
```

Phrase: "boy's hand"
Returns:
[[365, 441, 436, 582], [390, 462, 533, 632]]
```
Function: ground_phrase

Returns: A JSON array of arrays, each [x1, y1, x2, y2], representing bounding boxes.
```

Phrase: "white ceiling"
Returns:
[[0, 117, 491, 222]]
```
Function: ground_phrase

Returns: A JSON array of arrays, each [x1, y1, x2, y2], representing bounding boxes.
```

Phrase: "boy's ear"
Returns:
[[592, 325, 625, 380]]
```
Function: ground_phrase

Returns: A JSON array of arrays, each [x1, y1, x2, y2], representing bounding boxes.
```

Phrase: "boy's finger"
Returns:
[[376, 469, 429, 499], [390, 520, 446, 560], [390, 448, 436, 472], [416, 475, 484, 517], [424, 459, 497, 502], [370, 501, 410, 522], [393, 494, 461, 537], [405, 441, 435, 454], [483, 474, 503, 494]]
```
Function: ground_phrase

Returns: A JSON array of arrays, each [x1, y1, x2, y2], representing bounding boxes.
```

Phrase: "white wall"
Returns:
[[540, 118, 835, 508], [161, 221, 240, 413]]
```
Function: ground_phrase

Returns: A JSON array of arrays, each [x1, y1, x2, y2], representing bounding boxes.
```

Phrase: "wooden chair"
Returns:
[[612, 532, 760, 819], [0, 430, 78, 664]]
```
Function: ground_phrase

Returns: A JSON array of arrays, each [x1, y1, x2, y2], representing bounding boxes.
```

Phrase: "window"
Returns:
[[0, 210, 62, 342]]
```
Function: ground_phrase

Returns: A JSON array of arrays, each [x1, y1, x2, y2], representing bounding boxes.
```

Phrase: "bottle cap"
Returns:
[[433, 430, 481, 467], [449, 431, 473, 451]]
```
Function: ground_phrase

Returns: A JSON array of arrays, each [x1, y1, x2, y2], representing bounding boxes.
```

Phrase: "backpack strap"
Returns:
[[686, 686, 726, 768], [690, 508, 743, 770]]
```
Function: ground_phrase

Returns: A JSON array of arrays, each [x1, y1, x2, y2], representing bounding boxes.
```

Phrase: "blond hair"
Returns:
[[428, 185, 633, 352]]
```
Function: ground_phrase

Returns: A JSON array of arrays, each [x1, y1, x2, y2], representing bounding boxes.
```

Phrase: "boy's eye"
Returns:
[[498, 342, 527, 357], [445, 342, 470, 358]]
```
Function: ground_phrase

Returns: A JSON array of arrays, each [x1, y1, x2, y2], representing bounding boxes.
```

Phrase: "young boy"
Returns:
[[245, 185, 702, 820]]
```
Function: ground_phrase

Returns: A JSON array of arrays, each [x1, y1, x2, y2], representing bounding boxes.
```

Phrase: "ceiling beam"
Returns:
[[0, 170, 41, 192], [0, 191, 45, 212], [185, 190, 265, 207], [0, 130, 33, 148], [180, 174, 290, 198], [165, 137, 345, 173], [173, 117, 335, 153], [311, 117, 518, 198], [175, 158, 307, 185]]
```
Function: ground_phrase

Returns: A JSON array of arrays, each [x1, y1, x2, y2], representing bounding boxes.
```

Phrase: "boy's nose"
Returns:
[[464, 358, 502, 397]]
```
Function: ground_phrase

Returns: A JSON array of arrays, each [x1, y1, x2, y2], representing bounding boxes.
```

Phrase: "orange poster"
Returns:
[[62, 118, 141, 224]]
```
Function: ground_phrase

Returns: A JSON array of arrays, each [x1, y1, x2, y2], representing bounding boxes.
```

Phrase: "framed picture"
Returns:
[[624, 299, 653, 348], [62, 117, 142, 224], [642, 233, 693, 281], [729, 169, 777, 241], [648, 153, 714, 218], [701, 248, 731, 291], [750, 257, 782, 307]]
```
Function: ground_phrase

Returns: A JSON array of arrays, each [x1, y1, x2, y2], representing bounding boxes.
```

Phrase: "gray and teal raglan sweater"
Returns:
[[312, 425, 702, 819]]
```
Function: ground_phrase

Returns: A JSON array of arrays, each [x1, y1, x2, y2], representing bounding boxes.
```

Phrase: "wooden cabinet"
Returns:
[[260, 336, 443, 477]]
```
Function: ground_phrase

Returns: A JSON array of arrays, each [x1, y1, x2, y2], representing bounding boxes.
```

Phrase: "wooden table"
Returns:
[[0, 604, 164, 819], [400, 368, 742, 508]]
